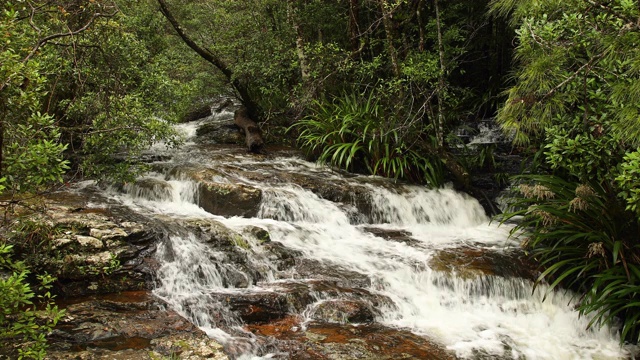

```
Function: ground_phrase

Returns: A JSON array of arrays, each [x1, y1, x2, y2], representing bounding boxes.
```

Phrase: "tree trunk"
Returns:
[[416, 0, 425, 52], [156, 0, 261, 120], [348, 0, 361, 52], [379, 0, 400, 78], [0, 119, 3, 179], [434, 0, 446, 149], [234, 107, 265, 153], [288, 0, 310, 82]]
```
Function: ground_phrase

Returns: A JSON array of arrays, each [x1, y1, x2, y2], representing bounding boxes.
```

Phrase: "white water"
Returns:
[[254, 185, 624, 359], [100, 120, 630, 359]]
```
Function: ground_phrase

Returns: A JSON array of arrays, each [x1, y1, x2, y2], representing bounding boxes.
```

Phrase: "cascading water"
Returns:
[[102, 115, 630, 359]]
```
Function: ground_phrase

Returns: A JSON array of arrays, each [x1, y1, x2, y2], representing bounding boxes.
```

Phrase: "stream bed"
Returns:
[[57, 112, 631, 359]]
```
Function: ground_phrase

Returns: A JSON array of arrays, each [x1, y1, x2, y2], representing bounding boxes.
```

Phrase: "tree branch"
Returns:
[[23, 10, 118, 64], [156, 0, 261, 120], [156, 0, 232, 79], [541, 52, 605, 102]]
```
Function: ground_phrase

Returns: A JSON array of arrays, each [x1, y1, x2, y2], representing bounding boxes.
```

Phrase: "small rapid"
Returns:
[[100, 116, 629, 359]]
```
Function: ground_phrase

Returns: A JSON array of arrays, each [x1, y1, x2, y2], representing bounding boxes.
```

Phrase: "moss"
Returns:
[[232, 235, 251, 250], [205, 183, 232, 195]]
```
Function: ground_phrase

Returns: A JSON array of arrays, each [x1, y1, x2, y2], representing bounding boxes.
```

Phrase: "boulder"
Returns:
[[181, 103, 212, 123], [309, 299, 376, 324], [199, 182, 262, 218], [43, 293, 228, 360], [169, 165, 263, 218], [195, 121, 244, 145], [429, 246, 537, 280]]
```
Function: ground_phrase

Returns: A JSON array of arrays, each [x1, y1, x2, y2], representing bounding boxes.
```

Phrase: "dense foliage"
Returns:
[[0, 243, 64, 359], [491, 0, 640, 343], [0, 1, 214, 356], [0, 0, 217, 190], [293, 91, 445, 185]]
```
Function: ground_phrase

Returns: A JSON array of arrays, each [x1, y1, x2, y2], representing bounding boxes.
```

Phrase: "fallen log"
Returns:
[[234, 106, 264, 153]]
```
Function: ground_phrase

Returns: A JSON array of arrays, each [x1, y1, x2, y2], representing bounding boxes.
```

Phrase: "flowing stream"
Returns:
[[100, 114, 629, 359]]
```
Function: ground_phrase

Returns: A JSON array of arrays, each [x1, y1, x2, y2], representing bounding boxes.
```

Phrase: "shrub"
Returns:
[[290, 91, 445, 186], [616, 150, 640, 216], [500, 174, 640, 342], [0, 243, 65, 359]]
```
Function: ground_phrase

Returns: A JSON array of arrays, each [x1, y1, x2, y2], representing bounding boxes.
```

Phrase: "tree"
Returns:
[[0, 1, 190, 190], [0, 0, 112, 193], [490, 0, 640, 147]]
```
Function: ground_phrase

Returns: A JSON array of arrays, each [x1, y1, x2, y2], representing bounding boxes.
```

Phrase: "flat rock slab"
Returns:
[[246, 316, 456, 359], [46, 291, 228, 360]]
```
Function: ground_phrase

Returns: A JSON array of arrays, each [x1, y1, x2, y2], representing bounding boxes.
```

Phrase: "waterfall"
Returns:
[[251, 185, 624, 359], [99, 122, 630, 359]]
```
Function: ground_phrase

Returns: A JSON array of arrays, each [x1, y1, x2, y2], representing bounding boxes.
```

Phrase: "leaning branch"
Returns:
[[156, 0, 260, 119], [156, 0, 232, 79]]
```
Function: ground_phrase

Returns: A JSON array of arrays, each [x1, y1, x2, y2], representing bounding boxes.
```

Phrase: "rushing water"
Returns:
[[102, 115, 630, 359]]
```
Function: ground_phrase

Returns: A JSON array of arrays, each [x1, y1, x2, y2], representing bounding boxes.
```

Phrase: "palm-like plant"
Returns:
[[291, 91, 445, 186], [501, 175, 640, 342]]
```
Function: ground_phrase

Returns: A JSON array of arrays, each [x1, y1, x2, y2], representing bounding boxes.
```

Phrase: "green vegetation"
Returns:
[[501, 176, 640, 341], [491, 0, 640, 343], [0, 0, 639, 351], [293, 91, 445, 185], [0, 243, 64, 359]]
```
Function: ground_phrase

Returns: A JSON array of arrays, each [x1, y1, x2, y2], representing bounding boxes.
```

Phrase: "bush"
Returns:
[[290, 91, 445, 186], [0, 243, 65, 359], [616, 150, 640, 216], [501, 174, 640, 342]]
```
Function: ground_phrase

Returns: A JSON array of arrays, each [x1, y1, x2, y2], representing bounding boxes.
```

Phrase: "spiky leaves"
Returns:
[[291, 91, 445, 186], [489, 0, 640, 146], [501, 174, 640, 342]]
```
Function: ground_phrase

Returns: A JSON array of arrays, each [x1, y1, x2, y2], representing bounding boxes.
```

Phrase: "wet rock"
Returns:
[[243, 225, 271, 243], [291, 258, 372, 289], [220, 265, 252, 288], [169, 165, 262, 217], [199, 182, 262, 218], [262, 241, 301, 271], [196, 121, 244, 145], [276, 172, 370, 205], [309, 299, 376, 324], [364, 227, 419, 246], [181, 218, 278, 286], [246, 318, 456, 360], [121, 178, 173, 201], [429, 246, 536, 280], [214, 279, 391, 327], [181, 103, 212, 123], [46, 292, 229, 360], [184, 218, 242, 246], [213, 291, 290, 324], [183, 219, 252, 261]]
